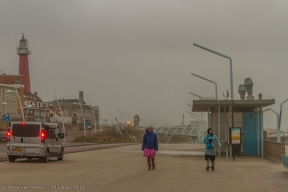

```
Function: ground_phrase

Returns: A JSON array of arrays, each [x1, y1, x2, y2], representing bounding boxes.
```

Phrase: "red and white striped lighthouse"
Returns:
[[17, 33, 31, 93]]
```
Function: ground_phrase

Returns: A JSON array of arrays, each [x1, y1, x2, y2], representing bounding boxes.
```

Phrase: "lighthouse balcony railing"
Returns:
[[17, 50, 31, 54]]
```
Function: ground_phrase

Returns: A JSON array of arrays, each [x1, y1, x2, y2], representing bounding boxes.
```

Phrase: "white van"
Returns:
[[6, 121, 65, 163]]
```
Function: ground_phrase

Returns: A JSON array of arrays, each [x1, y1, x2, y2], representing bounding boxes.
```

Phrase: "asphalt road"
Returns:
[[1, 144, 288, 192]]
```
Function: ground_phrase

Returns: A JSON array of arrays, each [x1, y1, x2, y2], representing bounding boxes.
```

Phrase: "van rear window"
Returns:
[[12, 124, 40, 137]]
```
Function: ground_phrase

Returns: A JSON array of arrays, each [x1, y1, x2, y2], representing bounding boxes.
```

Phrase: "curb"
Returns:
[[0, 143, 136, 162]]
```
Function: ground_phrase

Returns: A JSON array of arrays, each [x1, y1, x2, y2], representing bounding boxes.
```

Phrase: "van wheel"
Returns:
[[57, 148, 64, 160], [42, 150, 49, 163], [8, 156, 16, 162]]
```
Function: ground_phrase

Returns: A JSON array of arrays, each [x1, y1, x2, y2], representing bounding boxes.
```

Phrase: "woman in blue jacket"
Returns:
[[203, 128, 221, 171], [142, 126, 158, 170]]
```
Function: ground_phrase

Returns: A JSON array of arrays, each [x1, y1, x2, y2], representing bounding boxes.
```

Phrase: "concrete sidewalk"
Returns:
[[100, 144, 288, 192], [1, 143, 287, 192]]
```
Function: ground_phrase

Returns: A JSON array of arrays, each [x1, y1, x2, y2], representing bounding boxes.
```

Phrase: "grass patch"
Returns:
[[73, 128, 144, 143]]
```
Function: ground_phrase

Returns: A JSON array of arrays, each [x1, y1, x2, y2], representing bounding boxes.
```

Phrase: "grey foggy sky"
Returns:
[[1, 0, 288, 129]]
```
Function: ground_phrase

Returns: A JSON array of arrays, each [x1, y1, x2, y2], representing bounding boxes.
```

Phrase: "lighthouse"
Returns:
[[17, 33, 31, 93]]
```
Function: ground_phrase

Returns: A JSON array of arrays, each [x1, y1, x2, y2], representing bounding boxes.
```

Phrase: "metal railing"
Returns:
[[137, 126, 202, 143], [264, 140, 286, 162], [115, 125, 122, 135]]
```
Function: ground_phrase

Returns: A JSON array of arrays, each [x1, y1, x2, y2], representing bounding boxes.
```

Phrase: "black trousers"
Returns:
[[205, 154, 215, 161]]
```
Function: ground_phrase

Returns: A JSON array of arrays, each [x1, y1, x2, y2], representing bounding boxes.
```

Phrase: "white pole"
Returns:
[[89, 101, 97, 134], [218, 100, 221, 157], [55, 95, 65, 142], [43, 104, 50, 122], [25, 107, 29, 120], [13, 84, 24, 121], [78, 99, 86, 136], [99, 109, 103, 132]]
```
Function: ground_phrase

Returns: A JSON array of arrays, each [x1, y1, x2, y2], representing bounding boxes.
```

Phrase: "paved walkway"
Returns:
[[1, 143, 288, 191], [102, 144, 288, 192]]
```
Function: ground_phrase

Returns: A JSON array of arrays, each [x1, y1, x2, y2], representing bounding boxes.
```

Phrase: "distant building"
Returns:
[[0, 83, 24, 120], [0, 71, 25, 120], [23, 92, 50, 122], [50, 91, 99, 125]]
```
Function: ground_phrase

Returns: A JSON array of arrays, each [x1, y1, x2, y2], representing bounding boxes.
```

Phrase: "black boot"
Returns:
[[147, 158, 151, 170], [151, 158, 155, 170], [211, 161, 215, 171], [206, 166, 209, 171]]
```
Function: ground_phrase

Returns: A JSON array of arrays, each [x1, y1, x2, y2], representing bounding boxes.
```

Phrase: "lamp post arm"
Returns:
[[263, 108, 279, 116], [193, 43, 228, 58], [191, 73, 217, 99], [193, 43, 233, 99], [190, 115, 199, 120], [189, 92, 204, 99], [186, 111, 199, 118], [279, 99, 288, 129]]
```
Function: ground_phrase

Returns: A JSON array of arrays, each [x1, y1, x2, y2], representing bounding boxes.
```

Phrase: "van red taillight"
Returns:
[[6, 129, 11, 142], [41, 131, 45, 143], [22, 121, 26, 125]]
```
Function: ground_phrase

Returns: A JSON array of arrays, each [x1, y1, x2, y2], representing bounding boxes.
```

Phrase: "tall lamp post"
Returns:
[[263, 108, 280, 142], [116, 108, 123, 127], [73, 101, 86, 136], [193, 43, 233, 99], [278, 99, 288, 135], [6, 87, 24, 120], [55, 95, 66, 141], [191, 72, 221, 156], [121, 111, 127, 126], [43, 103, 53, 122], [25, 104, 34, 120], [89, 101, 97, 133], [106, 113, 111, 127], [188, 92, 205, 127], [187, 112, 202, 142], [1, 102, 7, 117]]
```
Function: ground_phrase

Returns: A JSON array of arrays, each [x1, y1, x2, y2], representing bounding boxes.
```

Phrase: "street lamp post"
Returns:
[[263, 108, 280, 142], [25, 104, 34, 120], [188, 92, 204, 130], [278, 99, 288, 133], [106, 113, 111, 127], [43, 103, 53, 122], [89, 101, 97, 134], [55, 95, 66, 141], [141, 117, 145, 127], [121, 111, 127, 126], [116, 108, 123, 127], [187, 113, 201, 143], [73, 101, 86, 136], [6, 85, 24, 120], [98, 108, 103, 132], [193, 43, 233, 99]]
